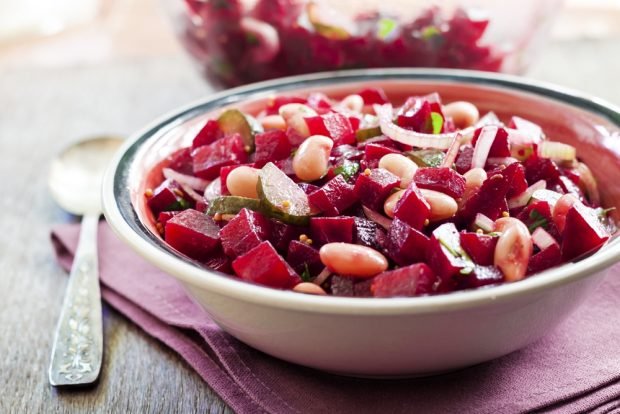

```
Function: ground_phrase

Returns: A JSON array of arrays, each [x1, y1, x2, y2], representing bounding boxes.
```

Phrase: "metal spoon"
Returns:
[[48, 136, 124, 386]]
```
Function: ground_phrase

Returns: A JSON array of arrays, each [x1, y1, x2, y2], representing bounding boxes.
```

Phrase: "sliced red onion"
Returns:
[[179, 183, 204, 204], [531, 189, 562, 207], [507, 180, 547, 209], [374, 104, 473, 150], [576, 162, 600, 205], [486, 157, 519, 167], [532, 227, 558, 250], [441, 135, 461, 168], [313, 267, 332, 286], [475, 111, 503, 128], [163, 167, 209, 192], [474, 213, 495, 233], [204, 177, 222, 202], [362, 206, 392, 230], [471, 126, 498, 169], [538, 141, 576, 161], [240, 17, 280, 63]]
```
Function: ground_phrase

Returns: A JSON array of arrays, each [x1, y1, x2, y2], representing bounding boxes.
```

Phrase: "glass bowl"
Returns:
[[162, 0, 562, 88]]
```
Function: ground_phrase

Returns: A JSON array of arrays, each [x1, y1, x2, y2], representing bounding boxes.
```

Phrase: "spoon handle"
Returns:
[[49, 213, 103, 386]]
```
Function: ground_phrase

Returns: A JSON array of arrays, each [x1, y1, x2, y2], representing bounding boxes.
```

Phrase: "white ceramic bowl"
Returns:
[[102, 69, 620, 377]]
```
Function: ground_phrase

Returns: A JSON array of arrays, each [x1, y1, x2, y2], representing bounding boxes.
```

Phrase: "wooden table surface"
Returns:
[[0, 10, 619, 411]]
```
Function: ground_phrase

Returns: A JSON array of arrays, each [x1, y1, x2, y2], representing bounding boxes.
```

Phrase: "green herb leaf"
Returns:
[[333, 162, 360, 182], [527, 209, 549, 233], [421, 25, 441, 40], [300, 263, 312, 282], [377, 18, 397, 40], [406, 149, 445, 167], [429, 112, 444, 135]]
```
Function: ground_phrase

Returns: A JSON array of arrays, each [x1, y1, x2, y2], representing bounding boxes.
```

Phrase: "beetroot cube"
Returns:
[[264, 95, 306, 115], [527, 244, 562, 275], [192, 119, 222, 149], [165, 209, 220, 261], [393, 183, 430, 230], [414, 167, 466, 199], [354, 217, 384, 250], [269, 220, 306, 253], [386, 218, 429, 266], [201, 246, 232, 274], [455, 146, 474, 174], [192, 133, 248, 179], [304, 116, 330, 137], [458, 266, 504, 289], [524, 156, 561, 185], [254, 129, 292, 168], [353, 279, 373, 297], [509, 116, 543, 143], [471, 126, 510, 157], [298, 182, 321, 195], [357, 87, 388, 105], [157, 211, 181, 226], [330, 276, 355, 297], [308, 175, 358, 216], [147, 179, 191, 215], [286, 240, 322, 278], [459, 173, 510, 222], [310, 216, 355, 245], [354, 168, 400, 211], [306, 92, 332, 111], [363, 143, 401, 169], [426, 223, 474, 281], [166, 148, 194, 175], [220, 208, 271, 258], [232, 241, 301, 289], [397, 97, 432, 133], [503, 162, 528, 199], [516, 200, 561, 240], [460, 232, 498, 266], [371, 263, 436, 298], [322, 112, 355, 146], [561, 203, 610, 261]]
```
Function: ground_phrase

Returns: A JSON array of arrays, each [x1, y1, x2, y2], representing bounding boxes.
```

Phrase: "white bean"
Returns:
[[226, 166, 260, 199], [278, 103, 317, 137], [384, 190, 405, 218], [293, 282, 327, 295], [494, 217, 533, 282], [378, 153, 418, 188], [319, 243, 388, 278], [443, 101, 480, 129], [460, 167, 487, 207], [260, 114, 287, 130], [420, 189, 458, 221], [292, 135, 333, 181], [340, 94, 364, 113]]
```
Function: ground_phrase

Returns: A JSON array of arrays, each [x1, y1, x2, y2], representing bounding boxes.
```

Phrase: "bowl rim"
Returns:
[[102, 68, 620, 315]]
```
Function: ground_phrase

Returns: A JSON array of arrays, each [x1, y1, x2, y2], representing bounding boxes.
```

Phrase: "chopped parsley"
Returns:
[[527, 209, 548, 233], [300, 263, 312, 282], [333, 162, 360, 182]]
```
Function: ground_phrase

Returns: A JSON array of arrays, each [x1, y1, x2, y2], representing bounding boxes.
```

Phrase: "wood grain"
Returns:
[[0, 38, 618, 413]]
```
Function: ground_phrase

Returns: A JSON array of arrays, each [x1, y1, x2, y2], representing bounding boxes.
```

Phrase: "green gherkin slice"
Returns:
[[217, 109, 261, 152], [206, 196, 261, 216], [406, 149, 445, 168]]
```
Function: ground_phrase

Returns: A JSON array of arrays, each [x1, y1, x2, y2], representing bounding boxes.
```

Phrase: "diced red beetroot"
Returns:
[[459, 173, 510, 222], [286, 240, 322, 277], [310, 216, 355, 245], [195, 196, 208, 213], [557, 175, 585, 201], [363, 143, 400, 169], [516, 200, 561, 241], [509, 116, 543, 143], [426, 223, 474, 281], [354, 217, 384, 250], [524, 156, 561, 185], [165, 209, 220, 261], [353, 278, 373, 297], [385, 218, 429, 266], [471, 126, 510, 158], [157, 211, 181, 226], [503, 162, 528, 198], [147, 179, 191, 215], [254, 129, 292, 167], [561, 202, 610, 261], [306, 92, 332, 111], [371, 263, 436, 298], [413, 167, 466, 199], [232, 241, 301, 289], [268, 220, 306, 253], [219, 163, 254, 195], [298, 182, 321, 195], [348, 116, 361, 131], [304, 116, 330, 137], [201, 246, 232, 274], [192, 133, 248, 179], [357, 87, 388, 105], [166, 148, 194, 175], [527, 243, 562, 275], [397, 97, 433, 133], [393, 183, 430, 230], [460, 232, 498, 266], [273, 157, 295, 176], [458, 265, 504, 289], [285, 126, 306, 147], [354, 168, 401, 211], [264, 95, 306, 115], [330, 276, 355, 297], [322, 112, 355, 146], [219, 208, 271, 258], [192, 119, 222, 149], [455, 146, 474, 174], [308, 175, 358, 216]]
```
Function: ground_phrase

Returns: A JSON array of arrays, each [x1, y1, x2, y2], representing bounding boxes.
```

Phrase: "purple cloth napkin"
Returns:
[[51, 222, 620, 414]]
